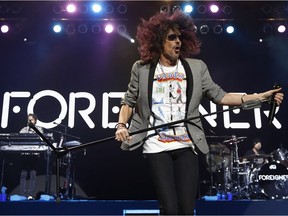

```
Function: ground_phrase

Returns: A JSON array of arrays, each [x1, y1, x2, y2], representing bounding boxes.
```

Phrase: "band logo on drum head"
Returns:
[[258, 162, 288, 199]]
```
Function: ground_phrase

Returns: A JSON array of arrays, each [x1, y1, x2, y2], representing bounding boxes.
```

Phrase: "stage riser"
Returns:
[[1, 200, 288, 215]]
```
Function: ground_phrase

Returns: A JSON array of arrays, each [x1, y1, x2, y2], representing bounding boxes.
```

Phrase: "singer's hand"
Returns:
[[115, 127, 132, 142], [261, 88, 284, 106]]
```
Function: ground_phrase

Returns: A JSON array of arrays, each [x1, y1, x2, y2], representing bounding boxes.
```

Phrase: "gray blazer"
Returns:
[[120, 58, 226, 154]]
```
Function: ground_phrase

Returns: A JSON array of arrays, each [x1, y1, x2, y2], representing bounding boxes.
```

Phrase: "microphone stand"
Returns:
[[28, 99, 262, 201], [42, 126, 80, 197]]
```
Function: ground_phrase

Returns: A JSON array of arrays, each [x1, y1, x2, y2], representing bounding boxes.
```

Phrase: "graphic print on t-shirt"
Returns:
[[151, 62, 190, 143]]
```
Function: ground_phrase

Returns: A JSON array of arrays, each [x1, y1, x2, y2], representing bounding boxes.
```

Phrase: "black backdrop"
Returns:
[[0, 1, 287, 199]]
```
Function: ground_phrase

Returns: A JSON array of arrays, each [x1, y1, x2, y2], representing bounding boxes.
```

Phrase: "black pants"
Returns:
[[145, 148, 199, 215]]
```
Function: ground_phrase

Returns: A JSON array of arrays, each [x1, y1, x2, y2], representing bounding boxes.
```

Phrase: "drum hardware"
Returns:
[[271, 148, 288, 167], [244, 154, 271, 160], [223, 136, 247, 144], [206, 143, 232, 195], [237, 153, 288, 200], [223, 135, 250, 199], [224, 135, 251, 199], [206, 143, 230, 195], [238, 161, 250, 188], [206, 143, 231, 173], [206, 136, 253, 199], [257, 161, 288, 199], [239, 154, 272, 199], [206, 138, 288, 200], [243, 154, 271, 169], [205, 136, 248, 199], [57, 141, 81, 199]]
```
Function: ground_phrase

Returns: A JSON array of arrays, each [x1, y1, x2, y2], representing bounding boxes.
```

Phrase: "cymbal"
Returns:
[[223, 136, 247, 143], [238, 161, 250, 165]]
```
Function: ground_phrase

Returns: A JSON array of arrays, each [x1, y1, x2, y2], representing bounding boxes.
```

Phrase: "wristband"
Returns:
[[115, 123, 127, 129], [241, 94, 247, 103]]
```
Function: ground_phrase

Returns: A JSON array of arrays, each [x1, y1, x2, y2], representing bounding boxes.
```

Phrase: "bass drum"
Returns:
[[258, 162, 288, 199]]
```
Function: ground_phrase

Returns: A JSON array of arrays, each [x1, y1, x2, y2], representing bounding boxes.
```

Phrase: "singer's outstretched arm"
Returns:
[[220, 87, 283, 106]]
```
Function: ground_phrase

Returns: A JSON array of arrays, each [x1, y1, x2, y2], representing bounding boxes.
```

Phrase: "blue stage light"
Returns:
[[53, 24, 62, 33], [226, 25, 235, 34], [184, 5, 193, 14], [92, 4, 102, 13]]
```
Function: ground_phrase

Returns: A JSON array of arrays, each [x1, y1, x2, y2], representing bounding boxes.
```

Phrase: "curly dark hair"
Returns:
[[136, 9, 201, 64]]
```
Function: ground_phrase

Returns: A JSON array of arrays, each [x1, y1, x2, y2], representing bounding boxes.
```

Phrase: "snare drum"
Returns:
[[257, 162, 288, 199]]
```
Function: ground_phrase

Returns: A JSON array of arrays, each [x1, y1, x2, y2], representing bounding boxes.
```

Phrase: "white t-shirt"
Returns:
[[143, 60, 193, 153]]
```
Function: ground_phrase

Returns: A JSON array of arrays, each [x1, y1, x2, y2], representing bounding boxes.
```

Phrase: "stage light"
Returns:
[[53, 24, 62, 33], [274, 4, 285, 14], [117, 24, 126, 34], [53, 4, 63, 14], [223, 5, 232, 15], [261, 4, 272, 14], [104, 24, 114, 33], [262, 24, 273, 33], [92, 3, 102, 13], [11, 4, 22, 14], [66, 3, 76, 13], [183, 5, 193, 14], [277, 25, 286, 33], [1, 24, 9, 33], [213, 25, 223, 34], [105, 5, 114, 14], [65, 24, 76, 35], [91, 24, 101, 34], [117, 4, 127, 14], [226, 25, 235, 34], [210, 4, 219, 13], [79, 4, 88, 14], [200, 25, 209, 34], [130, 38, 135, 43], [117, 24, 132, 42], [193, 25, 197, 33], [160, 5, 169, 14], [197, 4, 207, 14], [172, 5, 181, 13], [0, 4, 9, 14], [78, 24, 88, 34]]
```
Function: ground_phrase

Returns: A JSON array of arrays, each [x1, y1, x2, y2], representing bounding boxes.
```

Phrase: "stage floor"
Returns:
[[1, 199, 288, 215]]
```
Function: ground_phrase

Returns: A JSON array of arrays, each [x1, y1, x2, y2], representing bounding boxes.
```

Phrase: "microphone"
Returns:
[[27, 120, 34, 128], [27, 119, 32, 126], [28, 122, 35, 128], [268, 83, 280, 125]]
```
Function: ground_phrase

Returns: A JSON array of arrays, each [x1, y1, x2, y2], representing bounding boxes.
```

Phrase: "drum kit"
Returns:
[[206, 135, 288, 200]]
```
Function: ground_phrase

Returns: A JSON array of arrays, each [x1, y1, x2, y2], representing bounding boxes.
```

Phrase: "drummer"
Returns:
[[243, 138, 269, 168]]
